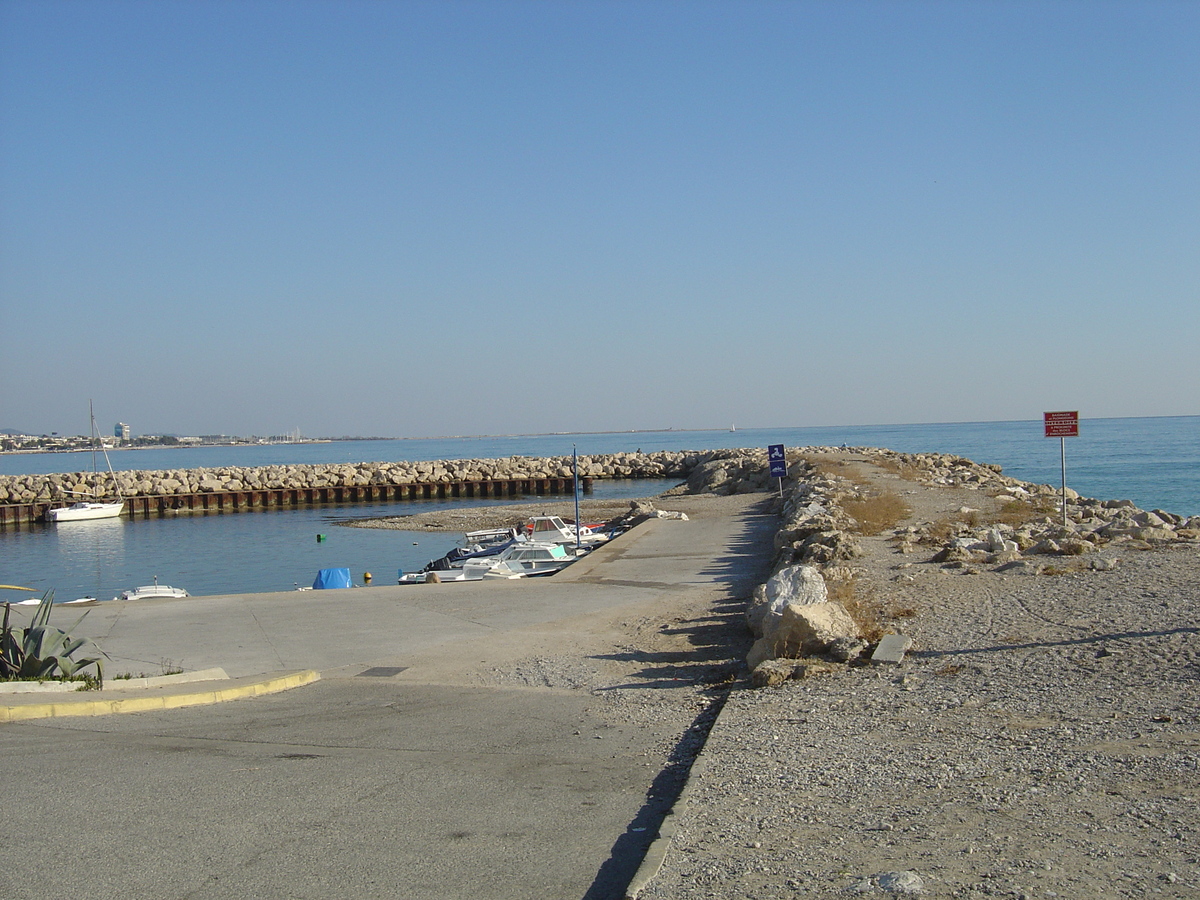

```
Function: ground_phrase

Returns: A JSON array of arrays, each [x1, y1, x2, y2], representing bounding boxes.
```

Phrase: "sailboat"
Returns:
[[46, 402, 125, 523]]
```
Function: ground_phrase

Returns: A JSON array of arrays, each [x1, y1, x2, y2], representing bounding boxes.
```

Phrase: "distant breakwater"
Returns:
[[0, 449, 769, 527]]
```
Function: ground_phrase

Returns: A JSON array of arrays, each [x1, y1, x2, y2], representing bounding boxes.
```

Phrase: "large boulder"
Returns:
[[767, 564, 828, 605], [746, 600, 860, 669], [746, 565, 827, 638]]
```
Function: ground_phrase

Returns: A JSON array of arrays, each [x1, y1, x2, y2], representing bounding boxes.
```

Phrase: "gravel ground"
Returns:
[[637, 454, 1200, 900], [350, 458, 1200, 900], [346, 496, 666, 533]]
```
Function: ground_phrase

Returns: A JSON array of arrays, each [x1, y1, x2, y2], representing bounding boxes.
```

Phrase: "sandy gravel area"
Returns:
[[348, 455, 1199, 899], [349, 499, 648, 533], [345, 485, 718, 533], [637, 453, 1200, 900]]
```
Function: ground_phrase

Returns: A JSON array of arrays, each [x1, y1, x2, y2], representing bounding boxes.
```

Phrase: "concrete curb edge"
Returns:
[[0, 670, 321, 723], [624, 737, 713, 899]]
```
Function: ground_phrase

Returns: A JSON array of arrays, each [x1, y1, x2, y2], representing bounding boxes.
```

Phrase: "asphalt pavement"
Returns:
[[0, 497, 776, 900]]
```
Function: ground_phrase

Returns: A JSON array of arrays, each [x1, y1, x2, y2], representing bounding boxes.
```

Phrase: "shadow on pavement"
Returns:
[[582, 687, 733, 900]]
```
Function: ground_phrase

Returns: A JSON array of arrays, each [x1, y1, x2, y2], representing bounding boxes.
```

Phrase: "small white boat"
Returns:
[[526, 516, 610, 548], [461, 527, 519, 551], [47, 401, 125, 523], [115, 578, 189, 601], [48, 500, 125, 523], [400, 528, 524, 581], [461, 541, 578, 579], [400, 541, 578, 583]]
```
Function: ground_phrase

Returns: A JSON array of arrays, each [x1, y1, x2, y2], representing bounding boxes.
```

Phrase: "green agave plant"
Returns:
[[1, 591, 106, 686]]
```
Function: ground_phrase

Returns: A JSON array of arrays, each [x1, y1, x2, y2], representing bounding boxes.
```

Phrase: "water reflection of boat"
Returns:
[[54, 516, 124, 603]]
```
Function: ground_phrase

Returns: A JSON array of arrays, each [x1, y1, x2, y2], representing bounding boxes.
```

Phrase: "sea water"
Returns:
[[0, 479, 681, 603], [2, 417, 1195, 602]]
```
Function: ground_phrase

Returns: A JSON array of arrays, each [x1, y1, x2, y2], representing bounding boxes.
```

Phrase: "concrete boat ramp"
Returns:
[[0, 495, 775, 900]]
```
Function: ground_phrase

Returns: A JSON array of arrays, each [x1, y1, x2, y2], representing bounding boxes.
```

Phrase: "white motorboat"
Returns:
[[400, 528, 524, 581], [400, 541, 578, 583], [461, 541, 577, 579], [525, 516, 610, 548], [47, 401, 125, 523], [398, 568, 474, 584], [461, 527, 519, 551], [116, 578, 189, 601]]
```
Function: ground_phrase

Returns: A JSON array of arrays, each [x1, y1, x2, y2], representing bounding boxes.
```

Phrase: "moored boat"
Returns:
[[115, 577, 189, 601], [525, 515, 611, 547], [47, 401, 125, 523], [460, 541, 577, 579], [48, 500, 125, 523], [400, 540, 579, 583]]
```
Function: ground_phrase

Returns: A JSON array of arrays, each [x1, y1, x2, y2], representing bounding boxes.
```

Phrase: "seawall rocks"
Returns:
[[0, 449, 759, 504], [746, 446, 1200, 675]]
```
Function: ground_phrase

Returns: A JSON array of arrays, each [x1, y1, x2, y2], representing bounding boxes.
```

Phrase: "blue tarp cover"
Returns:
[[313, 568, 352, 590]]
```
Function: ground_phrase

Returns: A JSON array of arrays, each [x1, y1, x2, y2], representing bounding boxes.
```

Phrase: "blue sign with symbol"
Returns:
[[767, 444, 787, 478]]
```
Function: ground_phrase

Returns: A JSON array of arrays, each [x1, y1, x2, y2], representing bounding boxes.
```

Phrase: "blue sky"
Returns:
[[2, 0, 1196, 438]]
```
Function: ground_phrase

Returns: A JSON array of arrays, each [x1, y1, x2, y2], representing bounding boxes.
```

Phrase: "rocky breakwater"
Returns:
[[877, 448, 1200, 568], [742, 447, 1200, 687], [0, 448, 771, 508]]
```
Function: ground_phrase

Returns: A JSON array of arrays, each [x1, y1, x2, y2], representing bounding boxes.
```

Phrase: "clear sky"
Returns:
[[2, 0, 1196, 438]]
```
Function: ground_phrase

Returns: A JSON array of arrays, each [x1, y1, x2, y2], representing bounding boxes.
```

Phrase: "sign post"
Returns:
[[767, 444, 788, 498], [1043, 411, 1079, 526]]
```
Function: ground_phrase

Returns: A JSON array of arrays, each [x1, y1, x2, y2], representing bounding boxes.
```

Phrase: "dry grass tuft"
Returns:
[[842, 492, 912, 535], [921, 509, 980, 544], [828, 578, 885, 644], [921, 498, 1058, 547], [809, 457, 870, 486], [991, 499, 1056, 528], [875, 457, 923, 482]]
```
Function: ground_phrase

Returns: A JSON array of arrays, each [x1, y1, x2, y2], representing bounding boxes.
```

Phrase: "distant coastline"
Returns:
[[6, 414, 1198, 455], [0, 427, 728, 455]]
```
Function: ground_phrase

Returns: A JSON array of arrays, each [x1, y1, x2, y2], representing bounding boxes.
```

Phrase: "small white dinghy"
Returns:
[[115, 577, 189, 601]]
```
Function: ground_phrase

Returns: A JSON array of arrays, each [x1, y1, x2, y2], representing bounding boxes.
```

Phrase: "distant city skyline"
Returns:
[[3, 1, 1197, 437]]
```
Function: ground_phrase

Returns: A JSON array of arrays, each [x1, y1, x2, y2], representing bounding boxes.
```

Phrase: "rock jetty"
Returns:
[[0, 449, 770, 505], [638, 448, 1200, 900], [739, 446, 1200, 679]]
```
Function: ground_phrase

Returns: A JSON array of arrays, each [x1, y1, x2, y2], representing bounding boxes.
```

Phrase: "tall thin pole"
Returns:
[[1060, 436, 1068, 527], [573, 444, 581, 552], [89, 399, 98, 499]]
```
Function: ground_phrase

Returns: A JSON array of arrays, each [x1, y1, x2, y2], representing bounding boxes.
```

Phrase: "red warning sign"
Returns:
[[1044, 411, 1079, 438]]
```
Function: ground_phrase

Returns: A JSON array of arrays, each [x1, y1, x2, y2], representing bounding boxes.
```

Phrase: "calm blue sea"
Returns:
[[0, 479, 682, 604], [2, 417, 1196, 603]]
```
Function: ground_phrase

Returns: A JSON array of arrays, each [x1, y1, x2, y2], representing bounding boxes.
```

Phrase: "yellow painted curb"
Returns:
[[0, 670, 321, 723]]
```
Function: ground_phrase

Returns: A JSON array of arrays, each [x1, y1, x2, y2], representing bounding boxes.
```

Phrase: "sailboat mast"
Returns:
[[89, 399, 98, 498]]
